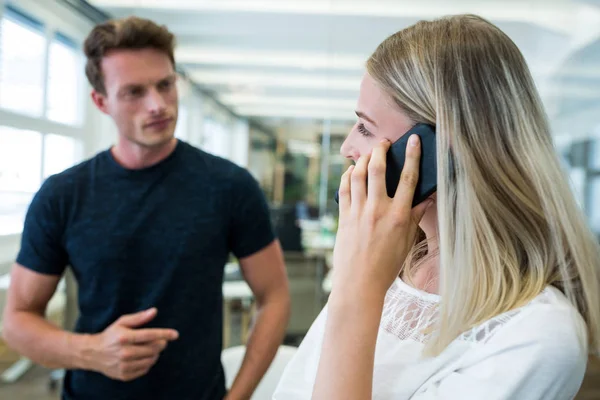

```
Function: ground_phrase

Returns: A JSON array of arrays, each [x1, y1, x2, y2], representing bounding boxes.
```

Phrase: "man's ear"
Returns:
[[91, 90, 109, 115]]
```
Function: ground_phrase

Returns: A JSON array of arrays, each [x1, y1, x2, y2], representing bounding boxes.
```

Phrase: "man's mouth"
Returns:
[[145, 117, 173, 130]]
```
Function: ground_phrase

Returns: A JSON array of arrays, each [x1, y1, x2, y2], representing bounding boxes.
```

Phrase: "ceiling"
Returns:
[[89, 0, 600, 142]]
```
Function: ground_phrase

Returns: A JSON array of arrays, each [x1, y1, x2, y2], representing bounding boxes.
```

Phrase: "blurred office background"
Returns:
[[0, 0, 599, 398]]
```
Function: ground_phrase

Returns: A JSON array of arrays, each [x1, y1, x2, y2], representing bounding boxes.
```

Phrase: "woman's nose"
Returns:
[[340, 138, 358, 161]]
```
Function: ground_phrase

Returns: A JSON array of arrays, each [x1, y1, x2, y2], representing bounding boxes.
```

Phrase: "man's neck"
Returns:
[[111, 138, 178, 170]]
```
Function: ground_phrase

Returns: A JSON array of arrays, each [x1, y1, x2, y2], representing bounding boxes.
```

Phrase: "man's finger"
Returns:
[[393, 134, 421, 210], [126, 328, 179, 344], [121, 345, 158, 361], [115, 308, 157, 328], [150, 339, 168, 353], [124, 355, 159, 374], [367, 140, 390, 202], [351, 154, 370, 211]]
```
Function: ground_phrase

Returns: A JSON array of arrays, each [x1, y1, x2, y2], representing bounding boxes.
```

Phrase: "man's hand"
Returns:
[[84, 308, 179, 381]]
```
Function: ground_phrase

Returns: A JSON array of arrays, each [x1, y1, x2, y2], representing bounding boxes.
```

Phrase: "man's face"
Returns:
[[92, 48, 178, 148]]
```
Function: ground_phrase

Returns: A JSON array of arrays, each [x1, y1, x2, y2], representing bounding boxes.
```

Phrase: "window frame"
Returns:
[[0, 1, 91, 238], [0, 5, 47, 117], [46, 30, 85, 126]]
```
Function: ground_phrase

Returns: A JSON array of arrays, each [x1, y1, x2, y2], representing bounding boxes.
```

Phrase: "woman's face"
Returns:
[[340, 73, 438, 236], [340, 73, 414, 161]]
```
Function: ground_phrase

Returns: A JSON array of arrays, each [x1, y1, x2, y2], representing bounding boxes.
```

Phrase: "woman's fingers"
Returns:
[[338, 165, 353, 216], [351, 154, 370, 210], [367, 140, 390, 202], [393, 134, 422, 214]]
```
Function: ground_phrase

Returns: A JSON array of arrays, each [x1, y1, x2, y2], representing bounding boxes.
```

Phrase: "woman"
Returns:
[[273, 14, 600, 399]]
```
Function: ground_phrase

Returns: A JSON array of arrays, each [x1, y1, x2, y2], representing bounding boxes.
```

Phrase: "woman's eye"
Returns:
[[357, 123, 373, 137]]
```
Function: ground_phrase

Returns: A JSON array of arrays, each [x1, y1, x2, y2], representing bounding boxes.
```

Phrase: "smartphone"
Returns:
[[334, 123, 437, 207]]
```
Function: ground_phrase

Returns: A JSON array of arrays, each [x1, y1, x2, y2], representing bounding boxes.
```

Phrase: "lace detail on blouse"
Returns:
[[381, 278, 554, 344]]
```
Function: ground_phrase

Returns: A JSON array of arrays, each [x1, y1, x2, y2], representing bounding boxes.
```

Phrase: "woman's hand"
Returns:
[[332, 134, 433, 298], [312, 134, 433, 400]]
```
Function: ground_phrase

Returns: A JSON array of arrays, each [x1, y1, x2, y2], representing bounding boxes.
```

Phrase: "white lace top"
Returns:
[[273, 277, 589, 399]]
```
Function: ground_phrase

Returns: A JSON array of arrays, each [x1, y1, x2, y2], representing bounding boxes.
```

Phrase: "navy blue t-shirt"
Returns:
[[16, 140, 276, 400]]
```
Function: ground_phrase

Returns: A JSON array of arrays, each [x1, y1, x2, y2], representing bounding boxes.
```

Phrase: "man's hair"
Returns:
[[83, 16, 176, 94]]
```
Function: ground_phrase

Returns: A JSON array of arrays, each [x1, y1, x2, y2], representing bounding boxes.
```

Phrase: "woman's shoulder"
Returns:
[[471, 286, 585, 342], [380, 279, 587, 353], [462, 286, 589, 367]]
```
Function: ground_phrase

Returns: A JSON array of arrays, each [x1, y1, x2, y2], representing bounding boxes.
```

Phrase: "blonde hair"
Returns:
[[366, 14, 600, 356]]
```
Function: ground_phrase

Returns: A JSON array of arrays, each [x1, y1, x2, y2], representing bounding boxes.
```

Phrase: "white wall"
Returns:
[[174, 76, 205, 148], [231, 119, 250, 167], [186, 92, 205, 147]]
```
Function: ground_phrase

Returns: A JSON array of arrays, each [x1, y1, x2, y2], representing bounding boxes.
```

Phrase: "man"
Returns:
[[2, 16, 290, 400]]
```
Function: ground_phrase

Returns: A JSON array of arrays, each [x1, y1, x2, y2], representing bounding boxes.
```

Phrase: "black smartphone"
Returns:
[[335, 123, 437, 207]]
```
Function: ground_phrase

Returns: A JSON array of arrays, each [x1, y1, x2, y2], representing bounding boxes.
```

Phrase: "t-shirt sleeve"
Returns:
[[16, 176, 69, 275], [228, 167, 276, 259], [412, 306, 588, 400]]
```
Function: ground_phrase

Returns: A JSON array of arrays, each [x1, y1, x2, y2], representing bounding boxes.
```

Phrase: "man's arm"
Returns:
[[225, 239, 291, 400], [2, 263, 89, 369], [2, 176, 86, 369], [5, 175, 177, 380], [2, 263, 178, 380]]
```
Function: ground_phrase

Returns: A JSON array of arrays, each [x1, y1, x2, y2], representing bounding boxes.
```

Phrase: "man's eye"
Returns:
[[128, 88, 143, 97], [158, 81, 172, 91]]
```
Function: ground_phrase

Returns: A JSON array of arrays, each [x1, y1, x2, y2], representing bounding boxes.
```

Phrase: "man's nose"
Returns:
[[146, 88, 167, 114]]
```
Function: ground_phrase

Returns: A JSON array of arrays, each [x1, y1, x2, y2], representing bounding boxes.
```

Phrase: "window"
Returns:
[[0, 127, 43, 235], [0, 6, 46, 117], [43, 134, 83, 178], [47, 32, 82, 125], [0, 127, 43, 192], [0, 192, 36, 236], [0, 129, 84, 236], [0, 6, 86, 236], [174, 105, 188, 140], [202, 118, 231, 159]]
